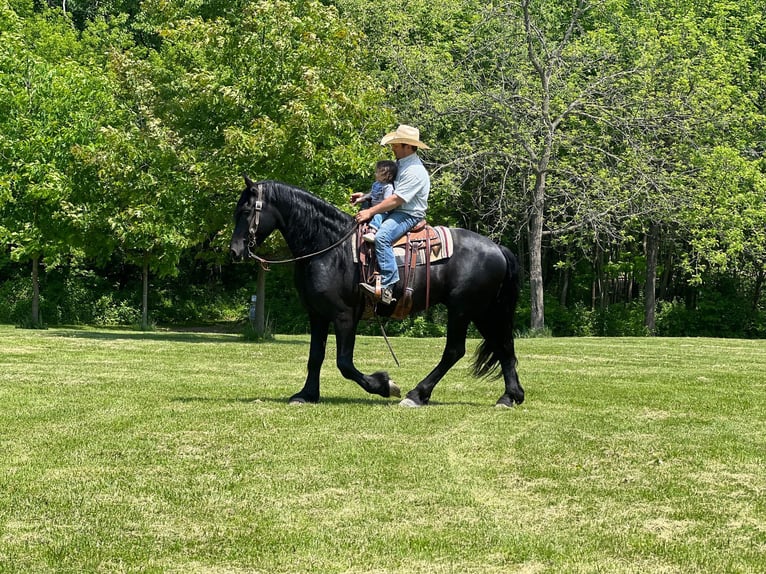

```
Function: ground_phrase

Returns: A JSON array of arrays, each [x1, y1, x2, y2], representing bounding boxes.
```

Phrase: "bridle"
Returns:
[[246, 183, 266, 252], [245, 183, 358, 268]]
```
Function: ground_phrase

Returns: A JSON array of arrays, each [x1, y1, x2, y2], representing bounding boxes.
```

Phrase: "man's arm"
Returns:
[[354, 194, 405, 223]]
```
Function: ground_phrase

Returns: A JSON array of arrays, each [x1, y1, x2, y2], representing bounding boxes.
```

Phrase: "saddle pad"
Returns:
[[351, 226, 453, 265], [393, 225, 453, 266]]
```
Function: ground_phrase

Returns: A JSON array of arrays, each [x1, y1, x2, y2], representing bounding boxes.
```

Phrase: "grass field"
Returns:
[[0, 325, 764, 573]]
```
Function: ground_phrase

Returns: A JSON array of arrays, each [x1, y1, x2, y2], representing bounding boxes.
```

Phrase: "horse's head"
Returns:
[[230, 176, 282, 261]]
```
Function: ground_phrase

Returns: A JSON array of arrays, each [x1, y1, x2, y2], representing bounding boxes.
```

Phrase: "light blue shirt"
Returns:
[[393, 153, 429, 218]]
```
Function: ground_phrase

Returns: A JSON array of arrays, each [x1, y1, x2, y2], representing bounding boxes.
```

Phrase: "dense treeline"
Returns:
[[1, 0, 764, 337]]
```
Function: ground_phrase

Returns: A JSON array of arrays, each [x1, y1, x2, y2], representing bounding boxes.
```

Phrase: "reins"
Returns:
[[247, 223, 359, 269]]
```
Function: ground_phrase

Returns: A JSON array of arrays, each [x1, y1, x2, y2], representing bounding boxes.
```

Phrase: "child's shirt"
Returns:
[[369, 181, 394, 207]]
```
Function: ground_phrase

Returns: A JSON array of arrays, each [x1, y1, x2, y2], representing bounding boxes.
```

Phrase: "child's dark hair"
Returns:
[[375, 160, 398, 183]]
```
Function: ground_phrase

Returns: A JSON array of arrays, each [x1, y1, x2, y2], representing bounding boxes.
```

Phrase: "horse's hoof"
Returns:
[[288, 396, 316, 405], [495, 396, 515, 409], [399, 397, 422, 408], [389, 380, 401, 398]]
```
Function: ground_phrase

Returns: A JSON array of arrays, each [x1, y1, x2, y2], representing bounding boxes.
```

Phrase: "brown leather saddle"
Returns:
[[357, 221, 448, 319]]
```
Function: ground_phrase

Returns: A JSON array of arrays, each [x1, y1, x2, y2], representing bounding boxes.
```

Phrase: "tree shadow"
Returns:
[[43, 328, 308, 345]]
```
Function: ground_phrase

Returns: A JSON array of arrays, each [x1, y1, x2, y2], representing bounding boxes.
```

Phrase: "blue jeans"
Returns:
[[369, 213, 385, 230], [374, 210, 421, 288]]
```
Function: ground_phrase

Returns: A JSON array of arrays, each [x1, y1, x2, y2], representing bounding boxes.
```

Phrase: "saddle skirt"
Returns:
[[353, 224, 453, 320]]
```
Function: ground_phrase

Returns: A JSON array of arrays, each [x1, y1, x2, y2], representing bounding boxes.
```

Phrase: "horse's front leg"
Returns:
[[334, 313, 400, 399], [289, 314, 329, 404]]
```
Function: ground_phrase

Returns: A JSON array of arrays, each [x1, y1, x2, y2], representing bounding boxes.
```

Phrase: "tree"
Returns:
[[78, 0, 391, 327], [610, 0, 766, 332], [338, 0, 766, 334], [79, 123, 195, 329], [429, 0, 640, 331], [0, 5, 118, 326], [683, 148, 766, 302]]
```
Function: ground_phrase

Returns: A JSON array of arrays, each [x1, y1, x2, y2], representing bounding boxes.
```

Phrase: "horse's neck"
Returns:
[[273, 187, 350, 257]]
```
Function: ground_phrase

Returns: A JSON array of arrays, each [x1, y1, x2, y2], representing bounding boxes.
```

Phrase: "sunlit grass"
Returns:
[[0, 326, 764, 573]]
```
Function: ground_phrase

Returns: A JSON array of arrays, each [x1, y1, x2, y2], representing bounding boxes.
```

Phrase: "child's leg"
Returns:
[[369, 213, 384, 230], [363, 213, 384, 243]]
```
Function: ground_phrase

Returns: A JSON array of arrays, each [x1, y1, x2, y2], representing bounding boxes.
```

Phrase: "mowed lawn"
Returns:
[[0, 325, 764, 573]]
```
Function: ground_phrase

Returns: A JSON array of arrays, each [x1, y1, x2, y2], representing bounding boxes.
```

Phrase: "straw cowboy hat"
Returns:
[[380, 124, 431, 149]]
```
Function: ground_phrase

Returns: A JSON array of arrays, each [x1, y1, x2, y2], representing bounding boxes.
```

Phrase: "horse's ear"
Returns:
[[243, 173, 254, 189]]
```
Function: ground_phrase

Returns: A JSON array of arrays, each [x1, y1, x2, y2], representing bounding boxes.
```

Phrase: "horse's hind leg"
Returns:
[[496, 355, 524, 408], [401, 314, 470, 407], [496, 326, 523, 407], [473, 316, 524, 408]]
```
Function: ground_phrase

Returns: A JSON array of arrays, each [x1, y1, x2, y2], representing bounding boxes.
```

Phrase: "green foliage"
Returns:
[[1, 0, 765, 337], [524, 299, 648, 337], [682, 146, 766, 283], [150, 284, 251, 325], [0, 274, 35, 325], [543, 301, 596, 337], [0, 8, 116, 267], [384, 313, 447, 338], [130, 0, 391, 191], [242, 319, 275, 342], [0, 263, 138, 326], [655, 277, 765, 338], [91, 294, 142, 326]]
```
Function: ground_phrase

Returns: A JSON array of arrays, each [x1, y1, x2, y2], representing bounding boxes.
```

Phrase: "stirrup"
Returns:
[[380, 287, 395, 305], [359, 282, 396, 304]]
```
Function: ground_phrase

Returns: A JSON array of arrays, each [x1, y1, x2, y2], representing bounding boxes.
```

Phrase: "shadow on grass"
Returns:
[[173, 395, 391, 406], [172, 395, 482, 407], [43, 328, 309, 345]]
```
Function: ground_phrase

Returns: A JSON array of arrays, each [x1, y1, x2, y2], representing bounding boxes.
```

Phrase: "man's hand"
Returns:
[[355, 208, 372, 223]]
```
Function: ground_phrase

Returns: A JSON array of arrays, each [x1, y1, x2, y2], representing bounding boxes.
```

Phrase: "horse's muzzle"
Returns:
[[229, 241, 247, 261]]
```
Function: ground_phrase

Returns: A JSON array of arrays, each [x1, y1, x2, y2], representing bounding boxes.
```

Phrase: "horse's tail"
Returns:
[[472, 245, 520, 378]]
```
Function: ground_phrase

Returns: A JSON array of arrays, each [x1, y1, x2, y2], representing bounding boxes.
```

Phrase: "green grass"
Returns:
[[1, 325, 764, 573]]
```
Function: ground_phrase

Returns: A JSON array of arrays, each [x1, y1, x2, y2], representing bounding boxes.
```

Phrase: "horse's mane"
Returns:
[[265, 180, 353, 249]]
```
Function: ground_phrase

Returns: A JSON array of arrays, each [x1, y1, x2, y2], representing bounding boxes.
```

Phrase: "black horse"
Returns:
[[229, 177, 524, 408]]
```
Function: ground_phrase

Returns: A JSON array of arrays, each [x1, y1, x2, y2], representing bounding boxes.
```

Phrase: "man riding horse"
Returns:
[[350, 125, 431, 305], [229, 124, 524, 408]]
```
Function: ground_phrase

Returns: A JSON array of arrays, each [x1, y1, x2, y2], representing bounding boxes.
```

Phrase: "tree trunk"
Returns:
[[644, 224, 659, 334], [591, 244, 601, 311], [141, 256, 149, 330], [31, 255, 40, 327], [560, 267, 569, 307], [752, 264, 764, 312], [659, 251, 673, 300], [255, 265, 266, 336], [528, 176, 545, 331]]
